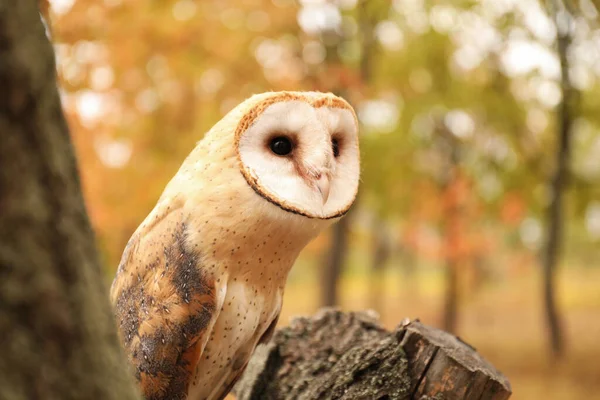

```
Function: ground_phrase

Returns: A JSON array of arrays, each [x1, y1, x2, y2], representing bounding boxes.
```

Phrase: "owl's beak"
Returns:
[[315, 174, 331, 204]]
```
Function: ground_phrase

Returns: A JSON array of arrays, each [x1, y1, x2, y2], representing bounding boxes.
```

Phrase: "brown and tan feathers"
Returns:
[[109, 91, 359, 400], [110, 202, 217, 400]]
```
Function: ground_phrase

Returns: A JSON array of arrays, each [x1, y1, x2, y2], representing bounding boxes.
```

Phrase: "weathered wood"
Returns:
[[400, 320, 511, 400], [0, 2, 139, 399], [234, 309, 511, 400]]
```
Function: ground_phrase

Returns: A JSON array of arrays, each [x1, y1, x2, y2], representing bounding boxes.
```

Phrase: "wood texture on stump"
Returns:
[[234, 309, 511, 400], [0, 2, 139, 399]]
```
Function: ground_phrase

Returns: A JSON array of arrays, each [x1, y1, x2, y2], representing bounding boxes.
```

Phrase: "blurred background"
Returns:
[[45, 0, 600, 398]]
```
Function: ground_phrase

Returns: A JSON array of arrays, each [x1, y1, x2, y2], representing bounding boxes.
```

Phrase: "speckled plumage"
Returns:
[[110, 91, 360, 400]]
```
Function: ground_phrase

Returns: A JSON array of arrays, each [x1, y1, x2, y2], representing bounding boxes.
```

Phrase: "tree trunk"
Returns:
[[319, 0, 377, 308], [441, 131, 462, 334], [234, 309, 512, 400], [369, 218, 390, 313], [0, 2, 139, 399], [443, 259, 459, 334], [399, 219, 420, 299], [321, 217, 350, 306], [542, 0, 576, 359]]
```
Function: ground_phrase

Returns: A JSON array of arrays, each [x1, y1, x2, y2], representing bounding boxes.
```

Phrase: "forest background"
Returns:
[[45, 0, 600, 398]]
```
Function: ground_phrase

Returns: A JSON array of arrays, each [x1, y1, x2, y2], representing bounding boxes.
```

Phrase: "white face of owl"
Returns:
[[236, 95, 360, 220]]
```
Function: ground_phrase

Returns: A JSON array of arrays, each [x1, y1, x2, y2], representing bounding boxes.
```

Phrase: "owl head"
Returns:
[[228, 91, 360, 221], [168, 91, 359, 227]]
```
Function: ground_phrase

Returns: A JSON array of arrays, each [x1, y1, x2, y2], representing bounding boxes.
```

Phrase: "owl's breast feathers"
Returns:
[[110, 202, 218, 400]]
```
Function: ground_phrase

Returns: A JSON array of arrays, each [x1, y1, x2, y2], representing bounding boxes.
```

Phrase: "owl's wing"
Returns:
[[210, 312, 281, 400], [110, 200, 222, 400]]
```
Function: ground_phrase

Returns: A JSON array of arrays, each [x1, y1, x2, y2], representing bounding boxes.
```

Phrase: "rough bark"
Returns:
[[0, 2, 139, 399], [234, 309, 512, 400]]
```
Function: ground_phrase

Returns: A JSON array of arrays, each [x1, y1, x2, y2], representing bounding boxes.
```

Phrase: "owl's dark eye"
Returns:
[[269, 136, 293, 156], [332, 138, 340, 158]]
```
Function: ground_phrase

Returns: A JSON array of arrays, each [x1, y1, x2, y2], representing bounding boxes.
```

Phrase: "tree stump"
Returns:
[[234, 309, 511, 400]]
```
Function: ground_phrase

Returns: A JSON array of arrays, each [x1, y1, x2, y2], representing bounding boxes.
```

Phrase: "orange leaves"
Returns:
[[398, 168, 496, 266], [501, 192, 526, 226], [313, 64, 364, 93]]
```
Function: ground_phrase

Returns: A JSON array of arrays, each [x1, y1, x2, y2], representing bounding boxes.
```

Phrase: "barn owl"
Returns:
[[110, 91, 360, 400]]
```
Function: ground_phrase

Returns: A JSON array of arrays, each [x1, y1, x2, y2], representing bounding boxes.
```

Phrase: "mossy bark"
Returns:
[[0, 2, 139, 399], [234, 309, 511, 400]]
